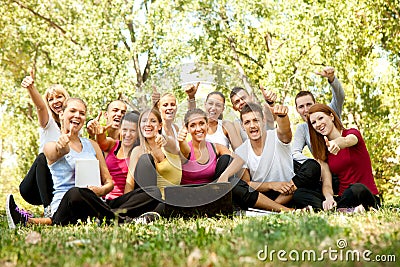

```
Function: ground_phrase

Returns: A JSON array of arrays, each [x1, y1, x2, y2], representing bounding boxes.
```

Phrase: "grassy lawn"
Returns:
[[1, 201, 399, 267]]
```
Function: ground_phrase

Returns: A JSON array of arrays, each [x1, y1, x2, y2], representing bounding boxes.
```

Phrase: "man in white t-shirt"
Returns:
[[235, 103, 321, 206]]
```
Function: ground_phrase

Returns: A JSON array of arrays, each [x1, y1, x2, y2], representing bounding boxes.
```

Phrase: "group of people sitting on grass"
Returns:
[[6, 66, 381, 228]]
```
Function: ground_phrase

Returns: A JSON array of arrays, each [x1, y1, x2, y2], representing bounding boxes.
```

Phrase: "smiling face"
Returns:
[[140, 111, 162, 139], [231, 90, 251, 112], [187, 113, 208, 143], [159, 95, 177, 121], [105, 101, 127, 129], [121, 120, 138, 147], [241, 110, 265, 141], [296, 95, 315, 122], [205, 94, 224, 122], [309, 111, 335, 136], [61, 99, 86, 134], [47, 92, 66, 115]]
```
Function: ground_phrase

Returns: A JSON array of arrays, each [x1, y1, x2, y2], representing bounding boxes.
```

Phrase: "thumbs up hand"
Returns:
[[324, 136, 340, 155], [177, 126, 188, 142], [21, 69, 35, 90], [155, 133, 167, 148]]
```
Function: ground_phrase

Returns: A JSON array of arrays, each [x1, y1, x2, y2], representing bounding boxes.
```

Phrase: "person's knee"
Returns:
[[37, 153, 47, 165], [349, 183, 369, 195], [138, 154, 155, 167], [304, 159, 321, 178], [65, 187, 86, 203], [232, 181, 258, 209], [218, 154, 232, 164], [143, 186, 162, 200]]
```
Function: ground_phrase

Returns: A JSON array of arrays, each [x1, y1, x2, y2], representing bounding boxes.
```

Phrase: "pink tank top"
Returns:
[[105, 141, 129, 200], [181, 141, 217, 185]]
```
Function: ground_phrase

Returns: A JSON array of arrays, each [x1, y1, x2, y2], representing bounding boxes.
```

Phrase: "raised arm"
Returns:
[[222, 120, 242, 150], [273, 105, 292, 144], [94, 117, 115, 153], [21, 70, 49, 128], [177, 126, 190, 159], [292, 124, 311, 163], [324, 134, 358, 155], [161, 121, 179, 154], [43, 132, 71, 165], [185, 82, 199, 110], [260, 86, 277, 130], [124, 146, 141, 193], [316, 66, 345, 118]]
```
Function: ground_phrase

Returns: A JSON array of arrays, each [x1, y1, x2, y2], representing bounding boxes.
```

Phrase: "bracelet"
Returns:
[[277, 114, 287, 118], [266, 100, 275, 105], [188, 98, 196, 103]]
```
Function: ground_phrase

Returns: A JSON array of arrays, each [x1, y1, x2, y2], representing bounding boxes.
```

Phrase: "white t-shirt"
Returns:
[[38, 116, 61, 153], [206, 120, 230, 148], [235, 129, 294, 183]]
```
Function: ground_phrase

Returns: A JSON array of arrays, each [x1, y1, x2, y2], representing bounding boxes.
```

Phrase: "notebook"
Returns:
[[75, 159, 101, 188], [164, 182, 233, 218]]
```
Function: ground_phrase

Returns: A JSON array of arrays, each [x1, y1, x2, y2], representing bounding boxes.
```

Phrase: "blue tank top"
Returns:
[[49, 138, 97, 216]]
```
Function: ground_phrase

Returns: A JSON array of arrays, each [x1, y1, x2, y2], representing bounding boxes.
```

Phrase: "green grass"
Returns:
[[1, 204, 399, 267]]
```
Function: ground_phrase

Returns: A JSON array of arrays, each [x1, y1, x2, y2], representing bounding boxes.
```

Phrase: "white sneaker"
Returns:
[[44, 205, 52, 218]]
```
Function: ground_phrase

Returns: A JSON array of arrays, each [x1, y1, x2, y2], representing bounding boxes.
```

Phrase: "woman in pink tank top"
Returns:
[[178, 108, 244, 185]]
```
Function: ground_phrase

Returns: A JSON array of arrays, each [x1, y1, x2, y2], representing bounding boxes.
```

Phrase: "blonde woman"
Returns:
[[19, 71, 70, 217]]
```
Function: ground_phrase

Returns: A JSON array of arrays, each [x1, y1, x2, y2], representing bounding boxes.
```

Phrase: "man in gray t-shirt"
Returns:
[[292, 66, 345, 164]]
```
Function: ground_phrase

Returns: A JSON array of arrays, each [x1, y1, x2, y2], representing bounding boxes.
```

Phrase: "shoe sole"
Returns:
[[5, 194, 16, 229]]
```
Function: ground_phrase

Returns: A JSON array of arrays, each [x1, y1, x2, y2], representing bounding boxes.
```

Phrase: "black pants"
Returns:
[[293, 183, 381, 210], [216, 155, 259, 210], [19, 153, 53, 207], [292, 159, 321, 190], [52, 186, 164, 226]]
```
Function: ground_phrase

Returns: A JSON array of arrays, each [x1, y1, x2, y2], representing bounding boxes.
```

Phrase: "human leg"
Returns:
[[292, 188, 324, 210], [52, 187, 118, 226], [34, 153, 54, 207], [108, 186, 164, 218], [134, 154, 158, 189], [230, 178, 291, 212], [213, 154, 232, 180], [291, 159, 321, 191], [19, 153, 53, 210], [337, 183, 380, 210]]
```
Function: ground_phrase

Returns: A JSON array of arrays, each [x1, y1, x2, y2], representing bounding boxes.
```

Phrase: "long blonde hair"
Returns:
[[44, 84, 70, 124]]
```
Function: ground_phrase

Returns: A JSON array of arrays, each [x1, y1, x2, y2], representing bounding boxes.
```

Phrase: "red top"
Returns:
[[327, 128, 379, 196]]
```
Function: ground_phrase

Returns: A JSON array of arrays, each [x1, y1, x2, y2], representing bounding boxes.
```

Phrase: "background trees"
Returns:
[[1, 0, 399, 200]]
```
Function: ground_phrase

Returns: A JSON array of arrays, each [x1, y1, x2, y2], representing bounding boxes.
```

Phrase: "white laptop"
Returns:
[[75, 159, 101, 188]]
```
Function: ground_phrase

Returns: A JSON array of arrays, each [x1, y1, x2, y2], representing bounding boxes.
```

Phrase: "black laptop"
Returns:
[[163, 182, 233, 218]]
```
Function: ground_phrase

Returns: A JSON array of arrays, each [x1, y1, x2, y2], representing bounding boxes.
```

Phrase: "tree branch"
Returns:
[[11, 0, 79, 46]]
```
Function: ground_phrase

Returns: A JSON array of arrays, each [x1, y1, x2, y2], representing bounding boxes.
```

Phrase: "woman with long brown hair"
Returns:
[[294, 103, 380, 212]]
